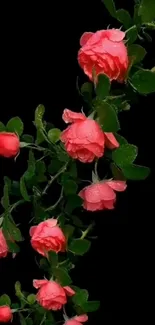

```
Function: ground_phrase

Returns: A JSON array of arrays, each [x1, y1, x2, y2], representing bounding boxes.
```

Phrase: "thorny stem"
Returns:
[[40, 313, 46, 325], [80, 222, 95, 240], [42, 162, 68, 195], [45, 187, 64, 212], [94, 160, 98, 177]]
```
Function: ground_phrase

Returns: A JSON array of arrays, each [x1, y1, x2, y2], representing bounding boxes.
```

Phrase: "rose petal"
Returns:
[[63, 286, 75, 296], [29, 226, 37, 237], [74, 314, 88, 322], [80, 32, 94, 46], [62, 109, 86, 124], [106, 180, 127, 192], [104, 132, 119, 149], [33, 279, 48, 289]]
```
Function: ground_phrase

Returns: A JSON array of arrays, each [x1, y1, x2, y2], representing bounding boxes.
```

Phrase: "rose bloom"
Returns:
[[60, 109, 119, 163], [78, 29, 129, 82], [0, 229, 8, 258], [33, 279, 75, 310], [64, 315, 88, 325], [0, 306, 12, 323], [0, 132, 20, 158], [30, 219, 66, 257], [79, 180, 127, 211]]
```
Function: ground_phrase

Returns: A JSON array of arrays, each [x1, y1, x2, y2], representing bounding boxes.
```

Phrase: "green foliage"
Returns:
[[95, 101, 120, 132], [81, 82, 93, 103], [72, 289, 89, 306], [81, 301, 100, 312], [116, 9, 132, 29], [0, 121, 5, 131], [48, 128, 61, 143], [69, 239, 91, 255], [63, 180, 78, 195], [139, 0, 155, 23], [121, 164, 150, 180], [102, 0, 116, 18], [65, 195, 83, 214], [2, 214, 23, 242], [34, 104, 45, 129], [27, 294, 36, 305], [0, 294, 11, 306], [96, 74, 110, 100], [62, 224, 75, 240], [112, 144, 138, 168], [1, 179, 10, 209], [126, 25, 138, 44], [131, 69, 155, 94], [20, 177, 30, 201], [128, 44, 146, 64], [52, 267, 72, 286], [6, 117, 24, 136], [48, 251, 58, 268], [21, 134, 34, 143]]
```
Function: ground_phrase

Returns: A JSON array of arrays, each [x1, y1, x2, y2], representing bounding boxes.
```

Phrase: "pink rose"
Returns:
[[33, 279, 75, 310], [79, 180, 127, 211], [30, 219, 66, 257], [60, 109, 119, 163], [78, 29, 129, 82], [0, 306, 12, 323], [64, 315, 88, 325], [0, 132, 20, 158], [0, 229, 8, 258]]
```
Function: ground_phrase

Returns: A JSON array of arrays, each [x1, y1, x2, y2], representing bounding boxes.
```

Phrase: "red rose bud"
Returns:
[[33, 279, 75, 310], [60, 109, 119, 163], [0, 306, 12, 323], [30, 219, 66, 257], [0, 132, 20, 158], [79, 180, 127, 211], [78, 29, 129, 82], [0, 229, 8, 258]]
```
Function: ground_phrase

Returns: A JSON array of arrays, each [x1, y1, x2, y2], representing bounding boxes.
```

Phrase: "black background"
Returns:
[[0, 0, 154, 323]]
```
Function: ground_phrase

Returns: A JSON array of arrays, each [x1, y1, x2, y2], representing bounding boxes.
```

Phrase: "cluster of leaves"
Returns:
[[0, 0, 154, 324]]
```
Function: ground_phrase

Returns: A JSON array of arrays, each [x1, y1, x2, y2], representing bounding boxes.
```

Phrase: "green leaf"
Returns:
[[64, 180, 78, 195], [52, 267, 72, 286], [126, 25, 138, 45], [133, 4, 142, 25], [34, 104, 45, 129], [15, 281, 25, 300], [3, 215, 23, 242], [48, 160, 64, 174], [26, 319, 33, 325], [48, 251, 58, 268], [36, 161, 46, 174], [68, 162, 77, 179], [20, 177, 30, 201], [21, 134, 34, 143], [6, 117, 24, 136], [48, 128, 61, 143], [65, 195, 83, 214], [1, 181, 10, 209], [102, 0, 116, 18], [96, 74, 110, 100], [19, 313, 27, 325], [115, 134, 128, 145], [69, 239, 91, 255], [0, 122, 5, 132], [72, 289, 89, 306], [131, 69, 155, 94], [95, 101, 120, 132], [138, 0, 155, 23], [35, 129, 45, 145], [81, 82, 93, 103], [110, 163, 126, 180], [128, 44, 146, 64], [24, 150, 35, 181], [116, 9, 132, 29], [0, 294, 11, 306], [122, 164, 150, 180], [81, 301, 100, 312], [112, 144, 138, 168], [55, 145, 69, 163], [62, 224, 75, 240], [71, 215, 83, 227], [6, 240, 20, 253], [27, 294, 36, 305]]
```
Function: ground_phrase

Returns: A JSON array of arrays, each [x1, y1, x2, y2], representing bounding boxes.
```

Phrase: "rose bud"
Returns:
[[79, 180, 127, 211], [64, 314, 88, 325], [78, 29, 129, 82], [33, 279, 75, 310], [0, 132, 20, 158], [0, 306, 12, 323], [0, 229, 8, 258], [30, 219, 66, 257]]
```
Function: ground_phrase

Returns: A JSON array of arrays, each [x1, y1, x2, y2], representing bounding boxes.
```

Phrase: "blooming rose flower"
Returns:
[[64, 314, 88, 325], [0, 132, 20, 158], [0, 306, 12, 323], [78, 29, 129, 82], [33, 279, 75, 310], [61, 109, 118, 163], [30, 219, 66, 257], [0, 229, 8, 258], [79, 180, 127, 211]]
